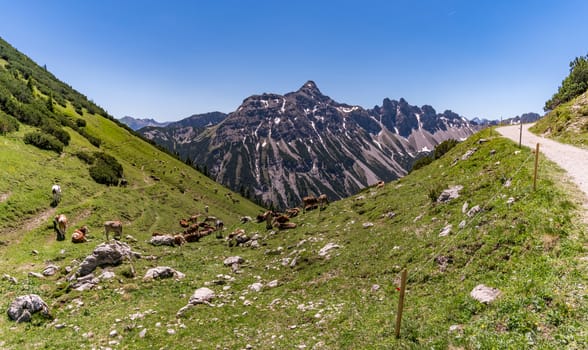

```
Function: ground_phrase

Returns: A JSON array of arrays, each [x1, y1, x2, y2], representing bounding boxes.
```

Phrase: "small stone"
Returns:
[[28, 272, 44, 279], [507, 197, 515, 205], [138, 328, 147, 338], [109, 330, 118, 337], [223, 256, 244, 266], [55, 323, 66, 329], [318, 243, 340, 257], [249, 283, 263, 292], [458, 220, 466, 229], [439, 224, 452, 237], [467, 205, 481, 218], [371, 284, 380, 292], [470, 284, 501, 303], [267, 280, 279, 288], [167, 329, 176, 335]]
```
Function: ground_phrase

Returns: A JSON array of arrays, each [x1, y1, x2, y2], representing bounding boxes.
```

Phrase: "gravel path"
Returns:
[[497, 124, 588, 218]]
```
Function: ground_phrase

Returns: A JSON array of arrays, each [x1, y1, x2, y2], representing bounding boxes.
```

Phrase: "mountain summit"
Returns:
[[140, 82, 476, 208]]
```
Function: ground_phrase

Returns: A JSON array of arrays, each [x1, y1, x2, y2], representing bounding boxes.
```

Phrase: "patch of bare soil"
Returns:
[[0, 192, 10, 202]]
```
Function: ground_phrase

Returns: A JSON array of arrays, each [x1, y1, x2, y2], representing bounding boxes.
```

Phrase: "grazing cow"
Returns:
[[173, 234, 187, 246], [302, 196, 319, 212], [51, 185, 61, 207], [53, 214, 67, 241], [104, 221, 123, 240], [318, 194, 329, 210], [215, 220, 224, 238], [285, 208, 300, 218], [71, 226, 89, 243], [179, 219, 189, 228]]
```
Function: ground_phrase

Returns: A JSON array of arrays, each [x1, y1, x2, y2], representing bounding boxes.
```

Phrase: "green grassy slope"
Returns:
[[1, 127, 586, 349], [531, 90, 588, 148], [0, 37, 586, 349]]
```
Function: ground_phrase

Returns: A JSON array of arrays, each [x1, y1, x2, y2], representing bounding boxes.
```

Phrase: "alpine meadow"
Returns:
[[1, 33, 588, 350]]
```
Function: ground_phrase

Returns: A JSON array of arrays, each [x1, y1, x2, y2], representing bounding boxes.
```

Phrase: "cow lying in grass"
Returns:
[[71, 226, 89, 243], [53, 214, 67, 241]]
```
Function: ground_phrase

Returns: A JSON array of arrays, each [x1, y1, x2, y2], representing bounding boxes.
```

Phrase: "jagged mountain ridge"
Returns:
[[119, 116, 171, 130], [141, 81, 476, 208], [138, 112, 227, 153]]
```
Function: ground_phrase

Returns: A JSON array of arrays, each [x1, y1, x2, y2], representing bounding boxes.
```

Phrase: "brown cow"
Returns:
[[71, 226, 89, 243], [53, 214, 67, 241], [318, 194, 328, 209], [179, 219, 189, 228], [302, 196, 318, 212], [104, 221, 123, 240]]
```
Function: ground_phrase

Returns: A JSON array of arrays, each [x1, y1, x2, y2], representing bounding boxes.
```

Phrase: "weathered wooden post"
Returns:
[[519, 122, 523, 148], [533, 143, 540, 191], [395, 269, 408, 338]]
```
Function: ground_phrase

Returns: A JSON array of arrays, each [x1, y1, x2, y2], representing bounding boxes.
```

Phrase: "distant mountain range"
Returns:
[[470, 112, 542, 126], [119, 116, 171, 130], [136, 81, 477, 208]]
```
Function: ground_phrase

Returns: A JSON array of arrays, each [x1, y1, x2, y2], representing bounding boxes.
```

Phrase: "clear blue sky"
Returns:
[[1, 0, 587, 121]]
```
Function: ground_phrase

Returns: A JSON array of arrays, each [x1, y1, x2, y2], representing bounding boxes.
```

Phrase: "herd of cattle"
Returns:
[[49, 184, 331, 245]]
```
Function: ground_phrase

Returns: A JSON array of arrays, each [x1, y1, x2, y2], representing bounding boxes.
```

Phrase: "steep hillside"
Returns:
[[142, 81, 476, 209], [530, 90, 588, 148], [1, 126, 586, 349]]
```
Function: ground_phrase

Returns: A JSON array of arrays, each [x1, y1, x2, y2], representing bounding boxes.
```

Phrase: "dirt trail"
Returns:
[[496, 124, 588, 222]]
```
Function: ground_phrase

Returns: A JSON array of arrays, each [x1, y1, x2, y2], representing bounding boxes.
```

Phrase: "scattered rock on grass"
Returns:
[[7, 294, 51, 323], [437, 185, 463, 203], [318, 243, 340, 257], [470, 284, 501, 303], [439, 224, 452, 237], [143, 266, 185, 281]]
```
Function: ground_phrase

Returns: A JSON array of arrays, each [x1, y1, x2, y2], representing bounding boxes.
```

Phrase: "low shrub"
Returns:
[[0, 110, 19, 134], [23, 131, 64, 153], [89, 152, 123, 185], [74, 151, 95, 164]]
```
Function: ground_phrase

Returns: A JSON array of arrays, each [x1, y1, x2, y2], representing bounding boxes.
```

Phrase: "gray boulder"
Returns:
[[177, 287, 216, 318], [7, 294, 51, 323], [78, 241, 138, 277], [223, 256, 244, 266], [143, 266, 185, 281], [149, 235, 176, 246], [470, 284, 501, 303], [437, 185, 463, 203]]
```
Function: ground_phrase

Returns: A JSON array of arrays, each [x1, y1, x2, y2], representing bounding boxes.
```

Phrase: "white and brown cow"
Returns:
[[51, 184, 61, 207], [71, 226, 89, 243], [53, 214, 67, 241], [104, 221, 123, 240]]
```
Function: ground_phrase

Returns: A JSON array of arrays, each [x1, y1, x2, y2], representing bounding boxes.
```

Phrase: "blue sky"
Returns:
[[0, 0, 587, 121]]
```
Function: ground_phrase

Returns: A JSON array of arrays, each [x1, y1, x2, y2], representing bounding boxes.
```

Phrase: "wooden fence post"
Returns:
[[533, 143, 540, 191], [519, 122, 523, 148], [395, 269, 408, 339]]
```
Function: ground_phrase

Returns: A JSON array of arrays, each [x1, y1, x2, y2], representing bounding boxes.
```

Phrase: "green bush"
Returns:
[[74, 151, 95, 164], [89, 152, 123, 185], [75, 118, 86, 128], [411, 155, 434, 171], [23, 131, 64, 153], [41, 122, 70, 146], [0, 110, 19, 134], [434, 139, 459, 159]]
